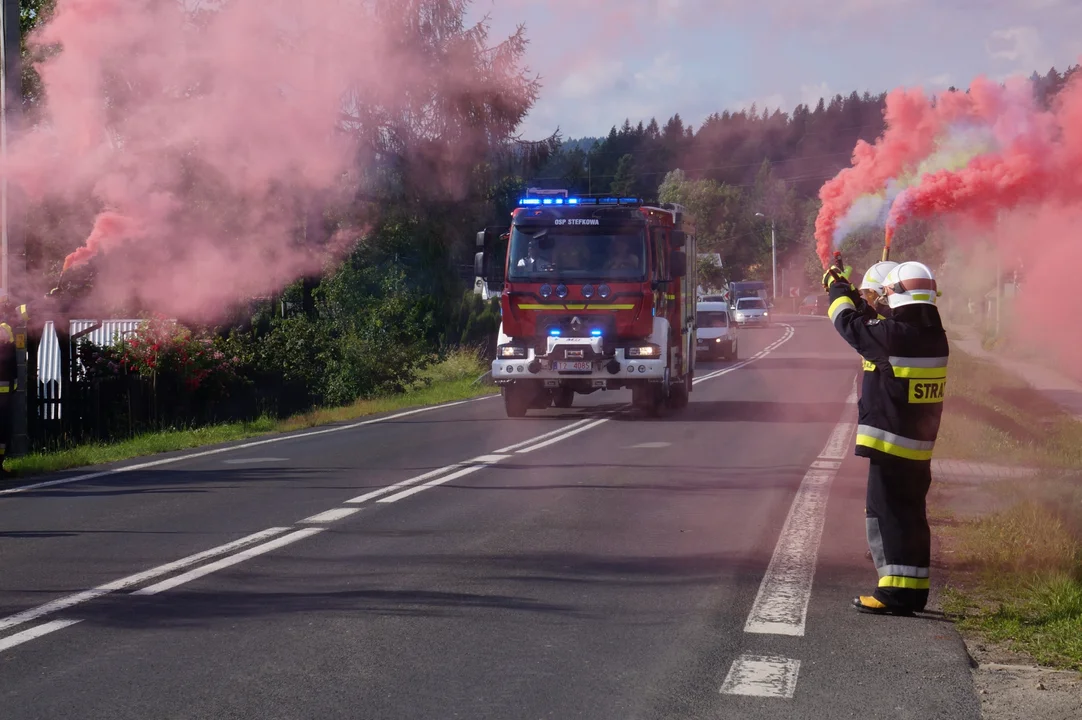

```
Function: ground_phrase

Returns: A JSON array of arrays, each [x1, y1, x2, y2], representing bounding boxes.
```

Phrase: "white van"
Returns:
[[695, 301, 738, 360]]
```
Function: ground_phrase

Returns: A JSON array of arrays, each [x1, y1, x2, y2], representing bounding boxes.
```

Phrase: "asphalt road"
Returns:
[[0, 316, 981, 719]]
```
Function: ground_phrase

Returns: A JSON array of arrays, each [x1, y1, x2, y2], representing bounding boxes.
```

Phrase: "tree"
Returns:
[[610, 153, 637, 196]]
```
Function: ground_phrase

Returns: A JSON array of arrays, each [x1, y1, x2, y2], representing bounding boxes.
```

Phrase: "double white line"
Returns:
[[0, 418, 612, 653], [694, 325, 795, 385]]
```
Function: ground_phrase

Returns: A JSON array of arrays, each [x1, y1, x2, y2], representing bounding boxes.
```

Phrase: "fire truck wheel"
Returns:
[[668, 376, 690, 410], [502, 385, 530, 417], [637, 384, 668, 417], [552, 387, 574, 409]]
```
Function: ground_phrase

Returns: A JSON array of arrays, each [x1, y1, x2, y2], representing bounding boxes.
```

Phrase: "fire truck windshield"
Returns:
[[507, 227, 646, 282]]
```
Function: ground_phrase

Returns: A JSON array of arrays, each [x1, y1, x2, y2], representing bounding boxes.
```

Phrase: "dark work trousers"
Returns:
[[865, 458, 933, 612], [0, 390, 10, 467]]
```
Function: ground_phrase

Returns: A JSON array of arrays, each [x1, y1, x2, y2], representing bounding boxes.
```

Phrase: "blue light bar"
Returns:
[[549, 328, 561, 336], [517, 196, 640, 207], [590, 329, 602, 337]]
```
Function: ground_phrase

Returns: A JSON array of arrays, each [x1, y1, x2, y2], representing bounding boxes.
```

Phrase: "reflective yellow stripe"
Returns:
[[17, 304, 27, 321], [879, 564, 929, 579], [856, 425, 935, 460], [517, 304, 637, 310], [893, 366, 949, 379], [0, 323, 11, 342], [856, 434, 934, 461], [878, 575, 930, 590], [889, 355, 948, 379], [862, 359, 876, 372], [828, 296, 855, 322], [0, 387, 10, 394], [666, 294, 676, 300], [908, 379, 946, 403]]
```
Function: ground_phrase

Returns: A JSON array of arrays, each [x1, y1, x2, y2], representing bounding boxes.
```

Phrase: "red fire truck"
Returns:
[[474, 194, 698, 417]]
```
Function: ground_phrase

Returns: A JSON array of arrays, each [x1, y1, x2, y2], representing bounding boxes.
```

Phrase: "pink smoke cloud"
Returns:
[[10, 0, 528, 319]]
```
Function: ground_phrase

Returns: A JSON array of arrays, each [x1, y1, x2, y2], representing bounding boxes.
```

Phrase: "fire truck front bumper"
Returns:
[[492, 342, 667, 383]]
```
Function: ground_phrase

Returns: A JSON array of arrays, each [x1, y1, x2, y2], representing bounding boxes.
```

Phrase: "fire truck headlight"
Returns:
[[626, 344, 661, 358], [539, 284, 553, 298], [598, 284, 612, 298], [498, 344, 528, 359], [582, 284, 594, 298], [556, 284, 568, 298]]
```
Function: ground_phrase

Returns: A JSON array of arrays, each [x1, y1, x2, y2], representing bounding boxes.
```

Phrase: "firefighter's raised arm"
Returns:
[[823, 270, 890, 361]]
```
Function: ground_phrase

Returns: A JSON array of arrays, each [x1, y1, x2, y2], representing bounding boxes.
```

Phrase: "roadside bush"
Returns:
[[74, 316, 246, 435], [444, 289, 500, 356]]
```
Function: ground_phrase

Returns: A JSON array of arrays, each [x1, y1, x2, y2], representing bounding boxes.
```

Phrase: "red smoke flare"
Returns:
[[814, 87, 942, 266], [62, 211, 139, 273], [813, 74, 1061, 267]]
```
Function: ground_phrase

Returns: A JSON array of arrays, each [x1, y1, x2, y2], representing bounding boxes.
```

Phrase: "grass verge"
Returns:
[[932, 345, 1082, 671], [7, 348, 496, 478], [939, 498, 1082, 671], [934, 346, 1082, 468]]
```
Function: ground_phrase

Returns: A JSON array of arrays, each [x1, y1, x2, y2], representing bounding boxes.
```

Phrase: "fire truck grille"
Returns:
[[535, 313, 618, 339]]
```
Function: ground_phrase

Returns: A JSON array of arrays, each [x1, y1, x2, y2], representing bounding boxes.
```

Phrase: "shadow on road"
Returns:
[[608, 400, 854, 424], [733, 356, 860, 371]]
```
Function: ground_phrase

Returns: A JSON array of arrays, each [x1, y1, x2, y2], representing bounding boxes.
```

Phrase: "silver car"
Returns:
[[732, 297, 770, 327], [695, 302, 738, 360]]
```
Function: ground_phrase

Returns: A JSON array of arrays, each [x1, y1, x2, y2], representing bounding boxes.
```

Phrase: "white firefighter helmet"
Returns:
[[859, 261, 900, 295], [884, 261, 939, 308]]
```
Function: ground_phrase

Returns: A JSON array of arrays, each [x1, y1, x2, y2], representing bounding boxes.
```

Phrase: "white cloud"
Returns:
[[800, 82, 831, 108], [986, 26, 1054, 73], [925, 73, 953, 90], [634, 53, 682, 91], [558, 59, 626, 99]]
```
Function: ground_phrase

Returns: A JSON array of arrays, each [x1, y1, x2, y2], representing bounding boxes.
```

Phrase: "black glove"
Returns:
[[826, 270, 852, 300]]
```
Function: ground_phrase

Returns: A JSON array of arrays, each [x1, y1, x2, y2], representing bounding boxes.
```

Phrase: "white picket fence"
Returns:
[[38, 320, 147, 420]]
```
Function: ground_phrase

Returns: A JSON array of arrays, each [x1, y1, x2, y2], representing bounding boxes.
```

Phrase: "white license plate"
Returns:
[[553, 361, 591, 371]]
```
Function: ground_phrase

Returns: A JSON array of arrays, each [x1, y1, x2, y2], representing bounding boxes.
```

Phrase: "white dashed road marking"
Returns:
[[720, 655, 802, 698], [743, 377, 858, 637]]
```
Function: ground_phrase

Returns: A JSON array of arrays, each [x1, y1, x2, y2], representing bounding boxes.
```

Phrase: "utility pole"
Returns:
[[994, 251, 1002, 338], [1, 0, 26, 457], [754, 213, 777, 301]]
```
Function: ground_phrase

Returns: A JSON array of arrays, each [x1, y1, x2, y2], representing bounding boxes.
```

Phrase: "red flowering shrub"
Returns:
[[79, 315, 240, 391]]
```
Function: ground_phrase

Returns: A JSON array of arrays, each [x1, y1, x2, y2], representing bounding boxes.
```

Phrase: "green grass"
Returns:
[[7, 348, 496, 478], [934, 347, 1082, 468], [939, 500, 1082, 671], [931, 345, 1082, 670]]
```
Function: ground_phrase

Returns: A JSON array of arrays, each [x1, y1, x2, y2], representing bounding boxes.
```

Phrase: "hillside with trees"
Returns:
[[530, 65, 1080, 292]]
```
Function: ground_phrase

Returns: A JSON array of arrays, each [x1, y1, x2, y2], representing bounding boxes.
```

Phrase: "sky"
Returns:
[[468, 0, 1082, 140]]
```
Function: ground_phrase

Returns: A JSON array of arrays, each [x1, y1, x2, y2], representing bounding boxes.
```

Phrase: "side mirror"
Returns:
[[670, 250, 687, 278], [671, 230, 686, 249], [474, 251, 485, 278], [475, 230, 486, 249]]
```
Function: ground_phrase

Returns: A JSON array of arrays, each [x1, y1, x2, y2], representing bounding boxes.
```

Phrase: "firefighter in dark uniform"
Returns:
[[823, 260, 949, 615], [0, 296, 29, 477]]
